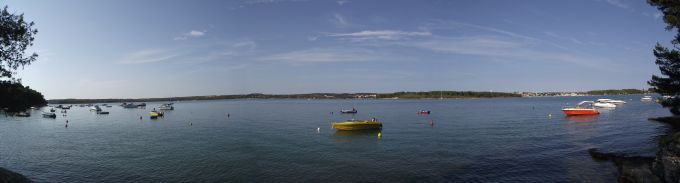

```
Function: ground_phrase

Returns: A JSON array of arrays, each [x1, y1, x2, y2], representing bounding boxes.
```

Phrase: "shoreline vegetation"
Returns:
[[45, 89, 647, 104], [0, 81, 47, 112]]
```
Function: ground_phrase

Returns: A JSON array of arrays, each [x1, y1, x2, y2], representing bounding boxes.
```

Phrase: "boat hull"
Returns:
[[562, 108, 599, 116], [593, 103, 616, 108], [150, 112, 159, 118], [42, 113, 56, 118], [332, 121, 382, 130]]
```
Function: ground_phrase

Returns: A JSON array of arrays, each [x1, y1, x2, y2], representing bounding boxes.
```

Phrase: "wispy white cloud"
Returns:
[[337, 0, 348, 5], [119, 40, 258, 65], [604, 0, 629, 9], [329, 30, 432, 41], [231, 40, 257, 50], [407, 36, 608, 68], [333, 13, 350, 27], [259, 48, 382, 63], [191, 41, 258, 63], [543, 31, 606, 46], [174, 30, 207, 40], [243, 0, 307, 4], [425, 20, 578, 50], [118, 49, 179, 64]]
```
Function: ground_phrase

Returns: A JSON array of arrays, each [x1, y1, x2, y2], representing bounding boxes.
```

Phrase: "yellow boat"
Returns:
[[332, 120, 382, 130], [150, 111, 159, 118]]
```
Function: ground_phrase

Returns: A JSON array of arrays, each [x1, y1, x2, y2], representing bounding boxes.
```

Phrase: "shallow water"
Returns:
[[0, 95, 672, 182]]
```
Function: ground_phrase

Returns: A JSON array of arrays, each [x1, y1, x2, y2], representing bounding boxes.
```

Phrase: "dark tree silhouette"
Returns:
[[0, 5, 45, 112], [648, 0, 680, 115], [0, 6, 38, 79]]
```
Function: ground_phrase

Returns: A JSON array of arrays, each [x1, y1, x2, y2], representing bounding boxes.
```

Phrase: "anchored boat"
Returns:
[[562, 101, 600, 116], [332, 119, 382, 130], [417, 110, 431, 114], [158, 103, 174, 110], [340, 108, 357, 114], [90, 105, 102, 112], [593, 102, 616, 108], [150, 110, 164, 119], [596, 99, 626, 105], [42, 112, 57, 118], [16, 112, 30, 117], [150, 111, 159, 119]]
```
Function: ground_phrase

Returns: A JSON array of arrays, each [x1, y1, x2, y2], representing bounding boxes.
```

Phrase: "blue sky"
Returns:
[[4, 0, 673, 99]]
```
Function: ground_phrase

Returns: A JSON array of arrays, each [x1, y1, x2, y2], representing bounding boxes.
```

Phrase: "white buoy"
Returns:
[[317, 127, 320, 133]]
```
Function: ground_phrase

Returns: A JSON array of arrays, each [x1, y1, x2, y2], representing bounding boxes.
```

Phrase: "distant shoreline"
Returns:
[[46, 90, 651, 104]]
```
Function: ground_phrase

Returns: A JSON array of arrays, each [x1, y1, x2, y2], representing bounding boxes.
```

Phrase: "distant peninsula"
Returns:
[[47, 91, 521, 104], [46, 89, 649, 104]]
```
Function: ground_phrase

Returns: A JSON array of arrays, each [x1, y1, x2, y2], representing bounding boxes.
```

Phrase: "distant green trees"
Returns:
[[648, 0, 680, 115], [586, 89, 645, 95], [378, 91, 521, 99], [0, 5, 45, 112]]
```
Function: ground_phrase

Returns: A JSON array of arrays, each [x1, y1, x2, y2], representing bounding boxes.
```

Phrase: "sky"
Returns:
[[3, 0, 674, 99]]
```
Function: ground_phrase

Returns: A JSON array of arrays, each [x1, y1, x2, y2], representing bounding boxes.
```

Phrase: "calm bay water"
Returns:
[[0, 95, 672, 182]]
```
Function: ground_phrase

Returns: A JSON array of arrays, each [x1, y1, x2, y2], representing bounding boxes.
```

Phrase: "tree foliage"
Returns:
[[0, 5, 38, 79], [648, 0, 680, 115], [0, 81, 46, 112], [0, 5, 45, 112]]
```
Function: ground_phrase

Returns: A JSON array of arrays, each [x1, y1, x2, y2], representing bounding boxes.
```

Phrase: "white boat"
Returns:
[[158, 103, 174, 110], [593, 102, 616, 108], [641, 96, 653, 101], [596, 99, 626, 105], [90, 105, 102, 111], [608, 100, 626, 104], [16, 112, 30, 117]]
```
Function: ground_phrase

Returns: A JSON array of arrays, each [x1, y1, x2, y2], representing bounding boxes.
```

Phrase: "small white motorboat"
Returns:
[[90, 105, 102, 112], [593, 102, 616, 108], [641, 96, 653, 101], [16, 112, 30, 117], [158, 103, 174, 110], [596, 99, 626, 105]]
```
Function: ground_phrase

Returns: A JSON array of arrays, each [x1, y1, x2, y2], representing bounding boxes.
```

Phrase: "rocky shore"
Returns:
[[590, 117, 680, 183], [0, 167, 32, 183]]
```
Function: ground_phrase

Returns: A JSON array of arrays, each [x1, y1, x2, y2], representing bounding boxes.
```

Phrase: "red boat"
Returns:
[[562, 101, 600, 116]]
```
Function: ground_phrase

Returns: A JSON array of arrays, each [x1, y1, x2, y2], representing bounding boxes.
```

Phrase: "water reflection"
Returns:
[[333, 129, 382, 137], [565, 115, 598, 123], [331, 129, 383, 142]]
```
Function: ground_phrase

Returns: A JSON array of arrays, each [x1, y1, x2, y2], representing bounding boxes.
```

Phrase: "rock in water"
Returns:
[[653, 132, 680, 183], [0, 167, 32, 183], [589, 131, 680, 183]]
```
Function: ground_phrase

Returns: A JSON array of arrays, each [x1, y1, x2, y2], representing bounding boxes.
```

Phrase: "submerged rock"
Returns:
[[0, 167, 32, 183], [589, 130, 680, 183], [649, 116, 680, 129], [653, 132, 680, 183], [588, 148, 660, 183]]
